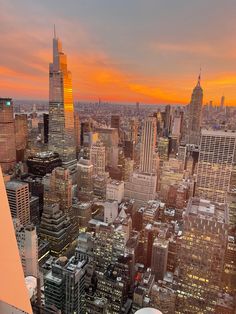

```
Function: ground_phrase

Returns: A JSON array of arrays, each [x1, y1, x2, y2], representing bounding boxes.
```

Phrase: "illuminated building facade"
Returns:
[[196, 129, 236, 203], [0, 98, 16, 173], [48, 31, 76, 163], [176, 197, 228, 313]]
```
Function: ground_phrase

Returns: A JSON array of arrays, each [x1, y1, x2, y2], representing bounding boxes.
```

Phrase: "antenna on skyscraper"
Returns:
[[54, 24, 56, 38], [198, 66, 201, 86]]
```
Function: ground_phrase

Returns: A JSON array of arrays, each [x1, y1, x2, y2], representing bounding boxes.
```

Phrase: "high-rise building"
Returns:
[[176, 197, 228, 313], [27, 151, 62, 177], [48, 30, 76, 163], [77, 158, 94, 200], [15, 114, 28, 162], [74, 112, 81, 157], [140, 117, 157, 174], [39, 203, 73, 256], [13, 219, 38, 278], [90, 140, 106, 175], [44, 255, 87, 314], [196, 129, 236, 203], [6, 181, 30, 227], [111, 115, 120, 134], [220, 95, 225, 109], [151, 238, 169, 281], [43, 167, 72, 213], [124, 172, 157, 203], [186, 75, 203, 145], [96, 127, 119, 167], [0, 98, 16, 173], [106, 180, 124, 203], [43, 113, 49, 144]]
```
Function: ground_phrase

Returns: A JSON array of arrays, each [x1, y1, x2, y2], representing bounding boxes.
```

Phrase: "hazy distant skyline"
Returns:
[[1, 0, 236, 105]]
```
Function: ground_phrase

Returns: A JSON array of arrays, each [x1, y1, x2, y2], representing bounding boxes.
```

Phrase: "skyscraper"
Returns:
[[186, 75, 203, 145], [44, 255, 87, 314], [176, 197, 228, 313], [196, 129, 236, 203], [13, 219, 38, 278], [43, 167, 72, 213], [0, 98, 16, 173], [48, 29, 76, 163], [90, 140, 106, 176], [6, 181, 30, 227], [140, 117, 157, 174]]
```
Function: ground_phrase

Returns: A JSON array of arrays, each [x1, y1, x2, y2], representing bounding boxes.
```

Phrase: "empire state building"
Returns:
[[48, 30, 76, 163], [186, 74, 203, 145]]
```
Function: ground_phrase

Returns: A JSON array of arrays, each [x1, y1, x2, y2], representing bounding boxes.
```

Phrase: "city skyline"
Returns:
[[1, 0, 236, 105]]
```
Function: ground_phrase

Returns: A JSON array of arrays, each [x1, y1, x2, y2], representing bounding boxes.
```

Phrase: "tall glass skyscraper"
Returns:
[[48, 31, 76, 163]]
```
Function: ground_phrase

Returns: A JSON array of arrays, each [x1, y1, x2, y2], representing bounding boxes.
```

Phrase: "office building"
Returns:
[[90, 140, 106, 175], [196, 129, 236, 203], [43, 113, 49, 144], [39, 203, 72, 256], [13, 219, 38, 278], [27, 151, 62, 177], [48, 31, 76, 163], [6, 181, 30, 226], [125, 172, 157, 203], [43, 167, 72, 213], [77, 158, 94, 200], [15, 114, 28, 162], [140, 117, 157, 174], [176, 197, 228, 313], [74, 112, 81, 157], [106, 180, 124, 203], [44, 256, 87, 314], [0, 98, 16, 173], [111, 115, 120, 135], [151, 238, 169, 281], [186, 75, 203, 145], [96, 127, 119, 167]]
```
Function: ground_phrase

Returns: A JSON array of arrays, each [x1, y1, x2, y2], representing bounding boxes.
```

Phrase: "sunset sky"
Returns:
[[1, 0, 236, 105]]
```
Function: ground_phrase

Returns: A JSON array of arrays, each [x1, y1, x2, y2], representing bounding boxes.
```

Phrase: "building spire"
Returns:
[[197, 67, 201, 86], [54, 24, 56, 38]]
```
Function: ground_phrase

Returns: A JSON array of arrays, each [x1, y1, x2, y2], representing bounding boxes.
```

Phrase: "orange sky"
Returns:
[[1, 0, 236, 105]]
